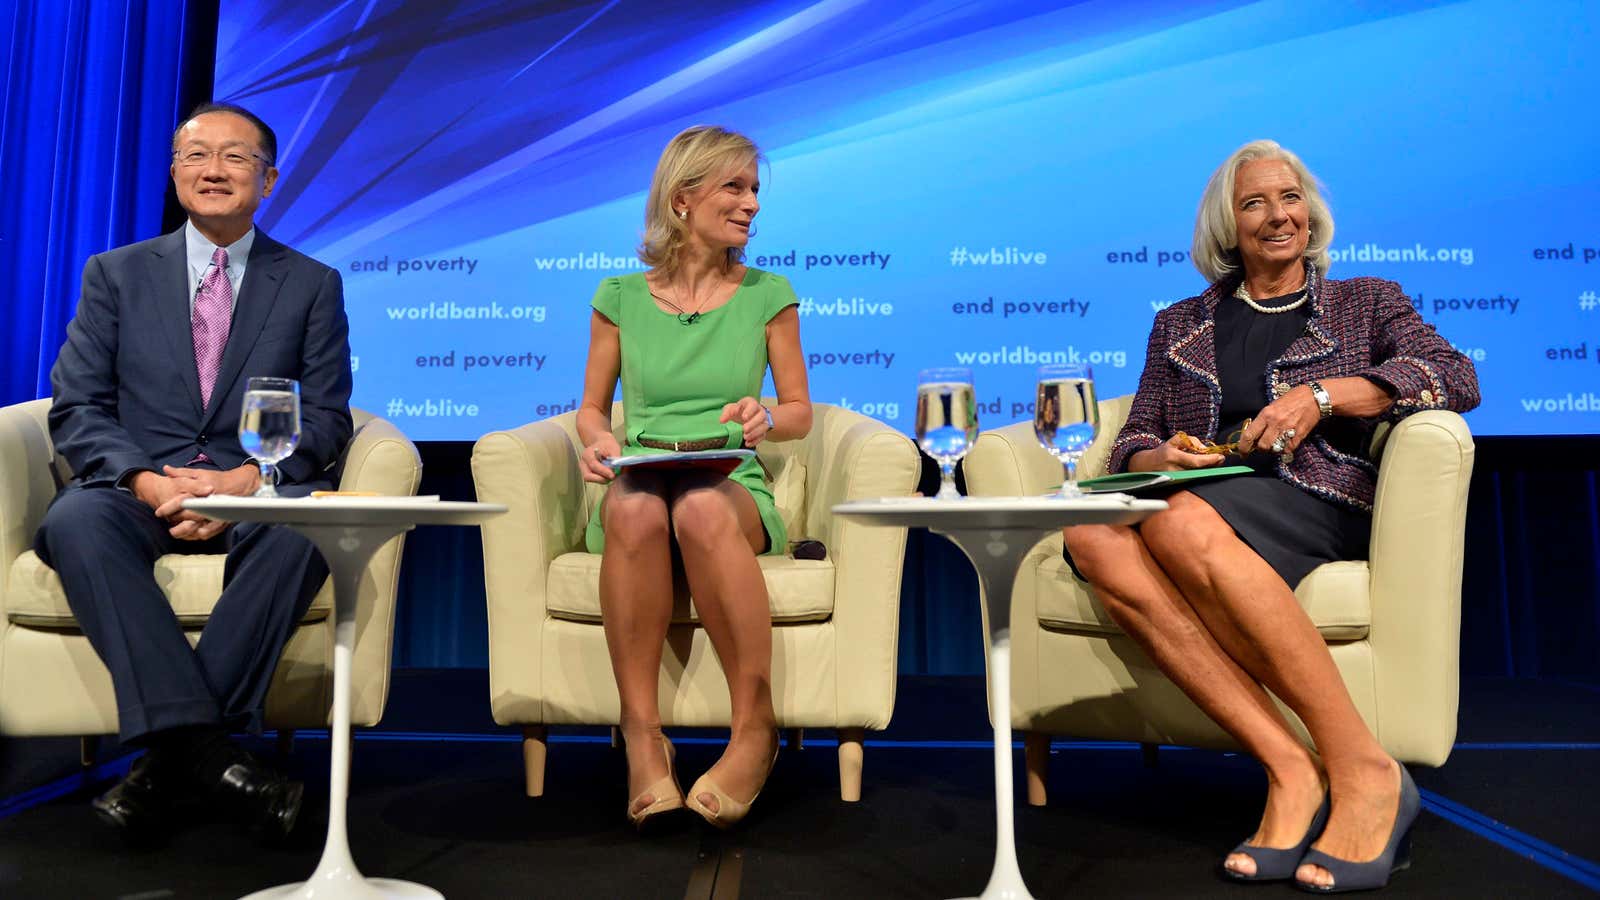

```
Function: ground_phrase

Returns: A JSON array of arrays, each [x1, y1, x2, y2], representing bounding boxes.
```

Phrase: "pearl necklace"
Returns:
[[1234, 281, 1309, 314]]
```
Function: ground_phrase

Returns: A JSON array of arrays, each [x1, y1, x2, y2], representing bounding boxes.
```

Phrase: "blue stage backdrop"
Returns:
[[214, 0, 1600, 439]]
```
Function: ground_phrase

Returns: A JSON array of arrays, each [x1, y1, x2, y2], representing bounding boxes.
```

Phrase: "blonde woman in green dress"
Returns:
[[576, 126, 811, 831]]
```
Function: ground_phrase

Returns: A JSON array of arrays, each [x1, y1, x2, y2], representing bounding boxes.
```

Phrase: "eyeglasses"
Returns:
[[1173, 424, 1247, 455], [172, 147, 271, 170]]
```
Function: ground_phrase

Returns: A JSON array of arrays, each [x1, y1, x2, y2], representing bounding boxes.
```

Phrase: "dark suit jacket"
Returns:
[[48, 226, 353, 487], [1107, 265, 1480, 512]]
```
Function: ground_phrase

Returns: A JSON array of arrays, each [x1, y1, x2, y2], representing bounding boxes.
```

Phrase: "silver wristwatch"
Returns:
[[1308, 381, 1334, 418]]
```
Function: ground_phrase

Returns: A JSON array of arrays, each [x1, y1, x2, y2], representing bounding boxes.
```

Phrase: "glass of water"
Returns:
[[1034, 363, 1099, 498], [915, 367, 978, 500], [238, 377, 301, 498]]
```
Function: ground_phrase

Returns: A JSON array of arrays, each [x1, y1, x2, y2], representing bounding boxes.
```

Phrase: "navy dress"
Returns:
[[1180, 291, 1372, 588]]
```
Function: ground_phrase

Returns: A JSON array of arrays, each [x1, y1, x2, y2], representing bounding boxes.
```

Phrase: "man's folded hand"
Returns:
[[164, 463, 260, 497], [140, 464, 260, 541]]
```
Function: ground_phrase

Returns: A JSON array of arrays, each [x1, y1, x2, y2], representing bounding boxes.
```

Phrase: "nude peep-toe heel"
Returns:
[[686, 740, 779, 829], [626, 736, 685, 832]]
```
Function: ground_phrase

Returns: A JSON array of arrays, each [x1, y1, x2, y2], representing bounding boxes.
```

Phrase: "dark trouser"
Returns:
[[34, 482, 330, 744]]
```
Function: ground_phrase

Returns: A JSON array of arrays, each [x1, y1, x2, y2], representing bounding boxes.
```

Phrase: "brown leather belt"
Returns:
[[637, 436, 729, 452]]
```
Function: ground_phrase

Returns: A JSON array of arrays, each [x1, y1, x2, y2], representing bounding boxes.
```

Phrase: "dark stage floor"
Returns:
[[2, 673, 1597, 899]]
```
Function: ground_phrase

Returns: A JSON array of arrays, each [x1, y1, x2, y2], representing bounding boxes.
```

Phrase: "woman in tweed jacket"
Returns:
[[1064, 140, 1478, 892]]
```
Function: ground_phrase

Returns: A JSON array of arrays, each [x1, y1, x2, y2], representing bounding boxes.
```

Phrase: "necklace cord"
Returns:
[[650, 288, 708, 325]]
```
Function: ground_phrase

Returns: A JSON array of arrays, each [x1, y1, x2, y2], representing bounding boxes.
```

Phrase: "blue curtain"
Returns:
[[0, 0, 200, 407]]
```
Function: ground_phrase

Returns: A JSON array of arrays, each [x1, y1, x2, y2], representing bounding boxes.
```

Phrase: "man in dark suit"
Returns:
[[34, 102, 352, 845]]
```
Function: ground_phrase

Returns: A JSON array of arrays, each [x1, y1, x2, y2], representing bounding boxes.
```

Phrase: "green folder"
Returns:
[[1076, 465, 1256, 494]]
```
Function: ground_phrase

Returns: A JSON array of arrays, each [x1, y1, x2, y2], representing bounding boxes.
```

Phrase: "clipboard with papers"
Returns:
[[603, 448, 755, 476]]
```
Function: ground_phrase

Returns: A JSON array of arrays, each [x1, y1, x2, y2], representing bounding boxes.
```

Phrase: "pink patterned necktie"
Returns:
[[192, 246, 232, 409]]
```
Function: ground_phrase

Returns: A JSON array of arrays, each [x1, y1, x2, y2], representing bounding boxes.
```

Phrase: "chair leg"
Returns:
[[79, 736, 98, 768], [1024, 731, 1050, 807], [276, 729, 296, 757], [1141, 742, 1160, 769], [837, 727, 864, 802], [786, 727, 804, 751], [523, 725, 548, 797]]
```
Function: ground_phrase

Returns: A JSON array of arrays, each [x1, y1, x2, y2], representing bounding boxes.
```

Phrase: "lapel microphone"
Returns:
[[652, 288, 702, 325]]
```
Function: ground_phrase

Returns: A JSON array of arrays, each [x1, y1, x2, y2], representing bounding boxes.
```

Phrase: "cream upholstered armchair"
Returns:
[[0, 399, 421, 750], [963, 395, 1474, 805], [471, 401, 919, 801]]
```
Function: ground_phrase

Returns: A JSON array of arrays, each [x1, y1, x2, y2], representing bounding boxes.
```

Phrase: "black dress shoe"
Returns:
[[91, 754, 181, 847], [211, 753, 304, 843]]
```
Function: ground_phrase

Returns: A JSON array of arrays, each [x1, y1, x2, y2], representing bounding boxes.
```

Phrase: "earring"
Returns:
[[676, 209, 687, 220]]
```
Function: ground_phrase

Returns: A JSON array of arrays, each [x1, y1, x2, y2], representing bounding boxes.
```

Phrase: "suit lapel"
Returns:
[[1168, 318, 1217, 386], [1169, 283, 1223, 389], [1167, 282, 1226, 438], [200, 229, 288, 429], [1271, 265, 1338, 370], [152, 229, 205, 418]]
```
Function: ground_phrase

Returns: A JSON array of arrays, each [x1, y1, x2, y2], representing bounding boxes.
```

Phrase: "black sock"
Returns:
[[190, 729, 244, 787], [144, 725, 239, 785]]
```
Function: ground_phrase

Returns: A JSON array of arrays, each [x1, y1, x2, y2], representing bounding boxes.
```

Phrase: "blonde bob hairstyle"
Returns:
[[637, 125, 763, 276], [1191, 139, 1334, 284]]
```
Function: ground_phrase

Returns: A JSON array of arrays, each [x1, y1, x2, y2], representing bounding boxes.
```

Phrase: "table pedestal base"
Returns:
[[241, 522, 433, 900], [180, 497, 508, 900], [243, 877, 442, 900], [939, 526, 1051, 900], [831, 497, 1166, 899]]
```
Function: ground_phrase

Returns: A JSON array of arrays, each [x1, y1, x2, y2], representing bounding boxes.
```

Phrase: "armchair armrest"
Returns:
[[0, 400, 60, 616], [805, 407, 920, 726], [336, 411, 422, 725], [964, 395, 1137, 498], [966, 421, 1062, 497], [1366, 410, 1474, 764], [340, 411, 422, 496], [471, 415, 589, 723]]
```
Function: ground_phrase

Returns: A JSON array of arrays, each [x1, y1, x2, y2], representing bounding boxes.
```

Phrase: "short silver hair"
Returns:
[[1191, 139, 1333, 283]]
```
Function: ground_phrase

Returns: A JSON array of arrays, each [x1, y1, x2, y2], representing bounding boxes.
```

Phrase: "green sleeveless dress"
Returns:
[[584, 268, 798, 556]]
